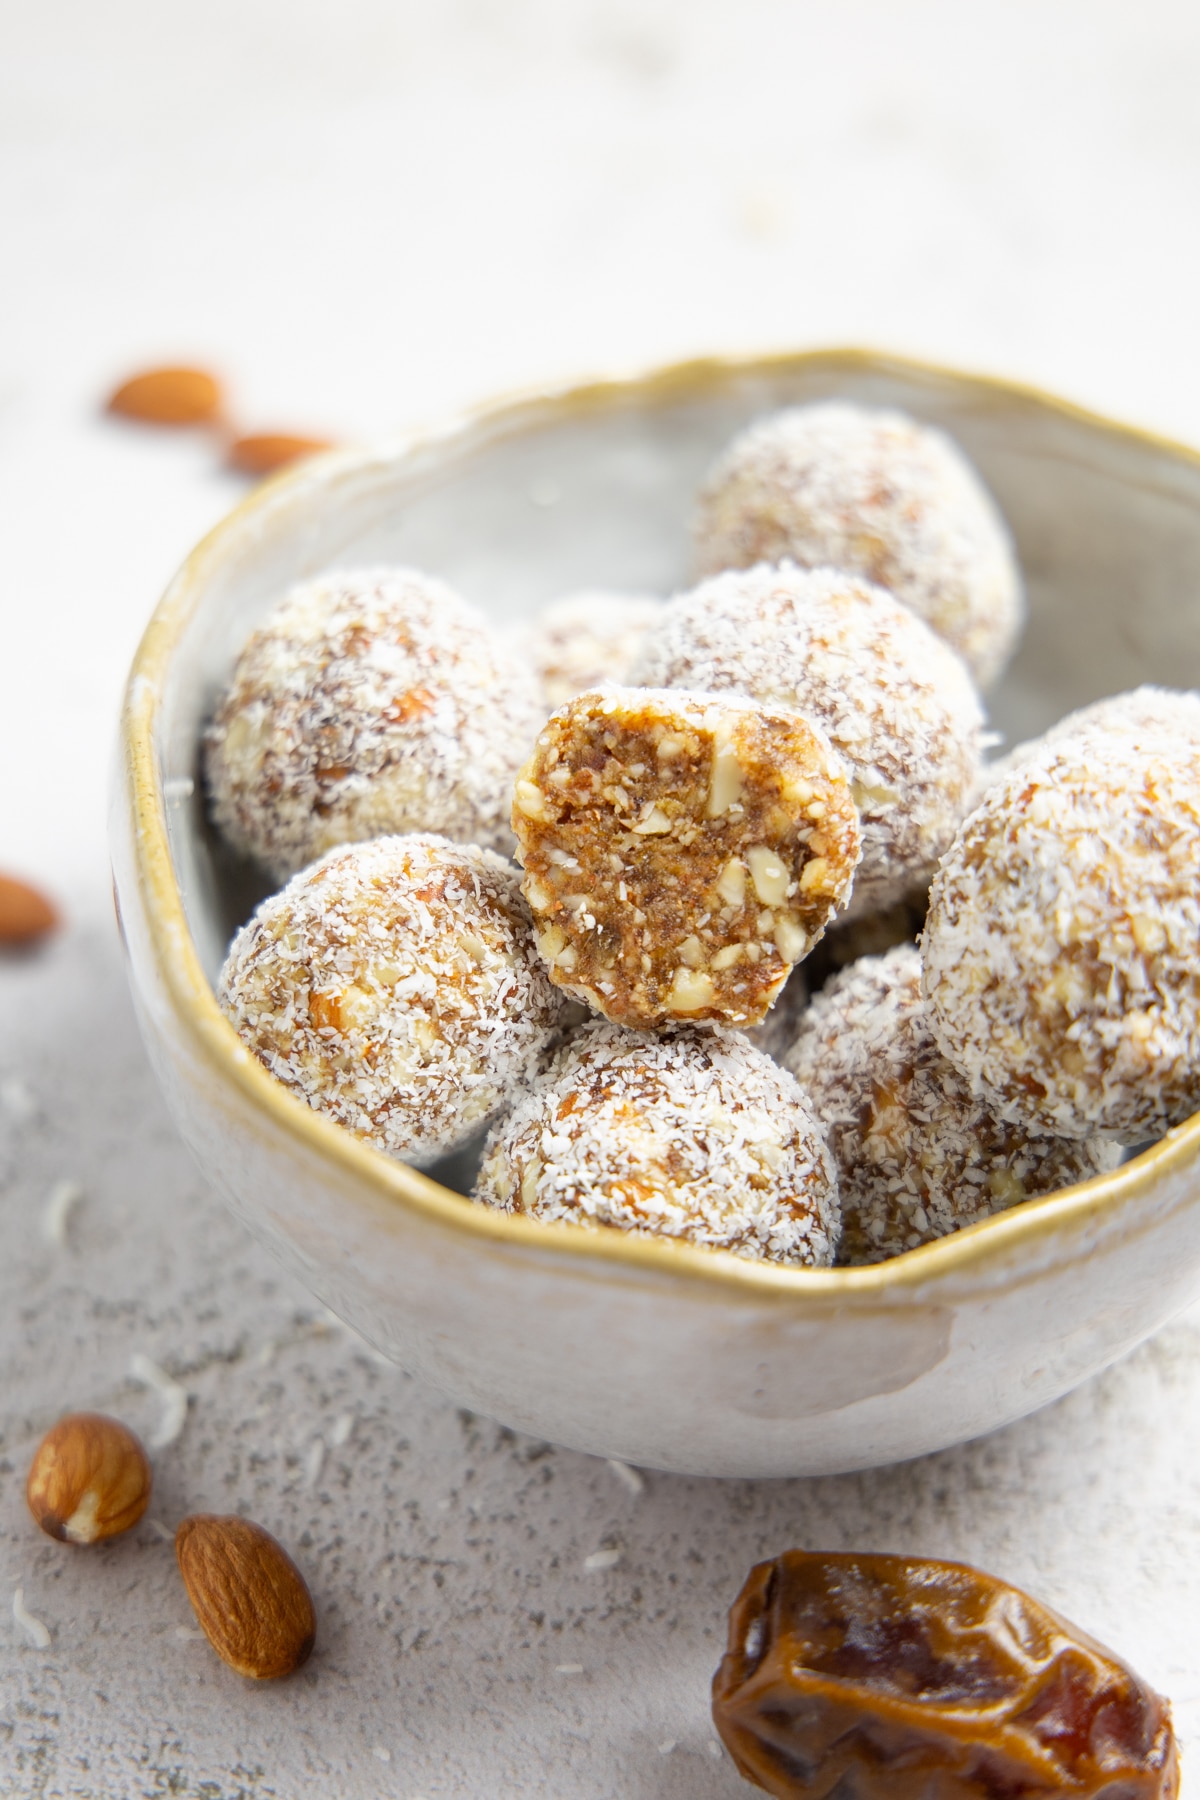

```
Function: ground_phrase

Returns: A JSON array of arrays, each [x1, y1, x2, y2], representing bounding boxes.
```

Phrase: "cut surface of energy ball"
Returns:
[[218, 835, 566, 1165], [784, 946, 1120, 1264], [516, 590, 664, 710], [740, 965, 809, 1063], [692, 400, 1024, 686], [923, 730, 1200, 1143], [512, 686, 861, 1028], [205, 566, 544, 879], [473, 1021, 840, 1266], [633, 564, 983, 920]]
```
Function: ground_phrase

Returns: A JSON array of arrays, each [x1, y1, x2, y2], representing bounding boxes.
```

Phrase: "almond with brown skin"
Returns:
[[175, 1514, 316, 1679], [106, 366, 224, 426], [27, 1413, 152, 1544], [226, 432, 336, 476], [0, 873, 58, 945]]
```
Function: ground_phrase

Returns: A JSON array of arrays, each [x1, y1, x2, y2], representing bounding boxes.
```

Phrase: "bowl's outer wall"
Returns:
[[115, 350, 1200, 1476]]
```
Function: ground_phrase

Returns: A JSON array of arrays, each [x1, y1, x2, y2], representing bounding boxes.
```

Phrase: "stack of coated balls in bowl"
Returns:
[[206, 399, 1200, 1271]]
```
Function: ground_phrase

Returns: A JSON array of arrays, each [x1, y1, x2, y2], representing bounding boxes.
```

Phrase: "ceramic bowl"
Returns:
[[111, 348, 1200, 1479]]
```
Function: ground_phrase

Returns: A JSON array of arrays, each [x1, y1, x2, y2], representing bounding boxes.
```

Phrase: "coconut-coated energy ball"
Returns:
[[512, 685, 861, 1028], [473, 1021, 840, 1266], [923, 731, 1200, 1143], [205, 567, 545, 880], [632, 564, 984, 919], [217, 835, 566, 1166], [979, 685, 1200, 797], [693, 402, 1024, 687], [517, 590, 664, 710], [784, 946, 1120, 1264]]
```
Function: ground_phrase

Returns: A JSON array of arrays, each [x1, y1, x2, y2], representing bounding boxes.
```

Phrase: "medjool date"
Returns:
[[712, 1550, 1178, 1798]]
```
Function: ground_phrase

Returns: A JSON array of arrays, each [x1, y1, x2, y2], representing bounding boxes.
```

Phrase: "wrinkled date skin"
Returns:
[[712, 1551, 1179, 1799]]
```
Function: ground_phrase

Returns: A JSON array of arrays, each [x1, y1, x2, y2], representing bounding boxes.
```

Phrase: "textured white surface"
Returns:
[[4, 1, 1200, 1793]]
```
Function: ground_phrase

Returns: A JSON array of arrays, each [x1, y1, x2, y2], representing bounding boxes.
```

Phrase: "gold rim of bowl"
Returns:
[[119, 345, 1200, 1305]]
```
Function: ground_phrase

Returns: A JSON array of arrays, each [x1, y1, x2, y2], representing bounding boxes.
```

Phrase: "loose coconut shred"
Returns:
[[785, 946, 1120, 1263], [923, 728, 1200, 1143], [473, 1021, 840, 1266], [205, 567, 544, 880], [218, 834, 566, 1165], [633, 564, 983, 919], [691, 401, 1024, 687]]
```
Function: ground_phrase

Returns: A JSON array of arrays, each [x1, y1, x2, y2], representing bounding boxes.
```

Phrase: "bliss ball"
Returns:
[[473, 1021, 840, 1266], [784, 946, 1120, 1264], [980, 685, 1200, 797], [205, 567, 545, 880], [693, 401, 1024, 687], [217, 834, 566, 1165], [632, 563, 984, 919], [516, 591, 664, 710], [923, 730, 1200, 1143], [512, 685, 861, 1028]]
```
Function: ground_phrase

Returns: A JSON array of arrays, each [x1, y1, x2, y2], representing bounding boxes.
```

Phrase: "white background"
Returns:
[[2, 3, 1199, 1795]]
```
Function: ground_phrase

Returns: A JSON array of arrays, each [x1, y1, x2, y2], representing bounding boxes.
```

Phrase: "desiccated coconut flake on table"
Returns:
[[583, 1547, 622, 1572], [11, 1587, 51, 1649], [41, 1179, 84, 1246], [129, 1353, 189, 1449]]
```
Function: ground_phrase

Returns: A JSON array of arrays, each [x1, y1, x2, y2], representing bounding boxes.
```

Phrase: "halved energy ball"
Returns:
[[205, 567, 545, 880], [512, 687, 861, 1028], [217, 834, 566, 1165], [473, 1021, 840, 1267], [784, 946, 1119, 1263], [633, 564, 983, 920], [692, 400, 1024, 687], [923, 729, 1200, 1143]]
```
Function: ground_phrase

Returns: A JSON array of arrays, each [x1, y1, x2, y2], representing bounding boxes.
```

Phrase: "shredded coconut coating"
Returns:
[[785, 946, 1119, 1264], [205, 567, 545, 880], [515, 591, 664, 710], [473, 1021, 840, 1266], [980, 685, 1200, 798], [692, 402, 1024, 687], [217, 834, 566, 1165], [512, 686, 861, 1029], [632, 564, 984, 919], [923, 732, 1200, 1142]]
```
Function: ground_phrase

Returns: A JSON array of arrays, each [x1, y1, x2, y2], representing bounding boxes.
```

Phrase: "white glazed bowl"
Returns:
[[112, 348, 1200, 1478]]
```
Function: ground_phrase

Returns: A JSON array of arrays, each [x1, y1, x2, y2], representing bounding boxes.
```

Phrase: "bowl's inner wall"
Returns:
[[154, 353, 1200, 1185]]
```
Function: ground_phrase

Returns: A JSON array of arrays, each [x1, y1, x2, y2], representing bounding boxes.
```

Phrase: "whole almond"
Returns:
[[27, 1413, 152, 1544], [227, 432, 336, 476], [176, 1514, 316, 1679], [0, 872, 58, 945], [106, 366, 224, 426]]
